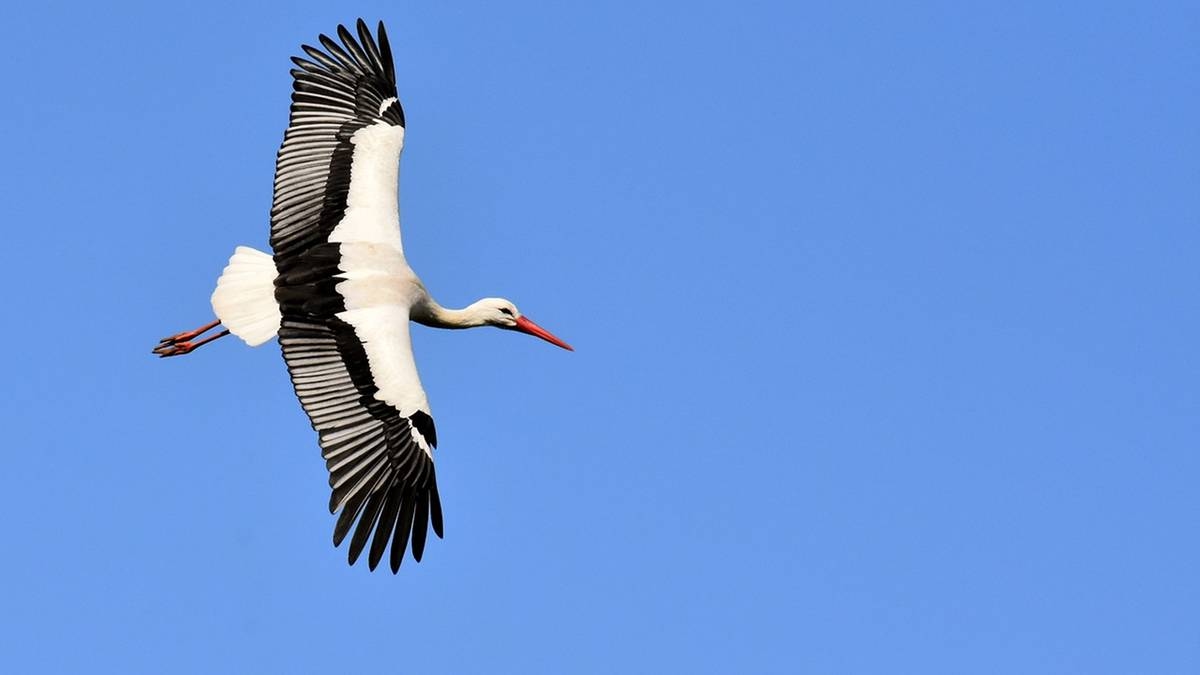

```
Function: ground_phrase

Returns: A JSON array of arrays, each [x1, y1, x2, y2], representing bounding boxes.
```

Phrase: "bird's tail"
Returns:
[[210, 246, 281, 346]]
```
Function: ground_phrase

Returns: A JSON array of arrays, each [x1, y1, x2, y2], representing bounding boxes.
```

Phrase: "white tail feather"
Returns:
[[211, 246, 280, 347]]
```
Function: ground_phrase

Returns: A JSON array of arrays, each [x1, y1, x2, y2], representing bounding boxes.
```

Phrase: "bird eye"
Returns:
[[499, 308, 513, 316]]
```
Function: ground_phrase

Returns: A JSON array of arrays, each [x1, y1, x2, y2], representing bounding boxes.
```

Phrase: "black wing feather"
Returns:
[[369, 484, 404, 571], [348, 486, 388, 566], [390, 491, 417, 573], [356, 19, 386, 81], [411, 492, 430, 563], [430, 482, 444, 539]]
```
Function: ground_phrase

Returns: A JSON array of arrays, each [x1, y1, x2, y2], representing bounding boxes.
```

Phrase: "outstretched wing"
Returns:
[[270, 20, 442, 573], [270, 18, 407, 261], [278, 314, 442, 573]]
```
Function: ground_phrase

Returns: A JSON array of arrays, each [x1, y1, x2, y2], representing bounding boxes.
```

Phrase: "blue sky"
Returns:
[[2, 1, 1197, 672]]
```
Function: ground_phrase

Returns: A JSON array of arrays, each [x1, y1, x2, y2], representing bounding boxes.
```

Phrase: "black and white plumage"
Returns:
[[155, 20, 572, 574], [271, 21, 441, 574]]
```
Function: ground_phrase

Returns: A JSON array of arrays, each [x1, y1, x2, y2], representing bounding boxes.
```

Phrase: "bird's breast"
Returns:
[[335, 242, 425, 311]]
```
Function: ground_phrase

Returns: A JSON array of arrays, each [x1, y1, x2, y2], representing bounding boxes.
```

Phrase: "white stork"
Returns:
[[154, 20, 572, 573]]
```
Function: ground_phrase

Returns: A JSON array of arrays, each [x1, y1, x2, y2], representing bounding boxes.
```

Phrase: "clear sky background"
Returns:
[[1, 1, 1197, 673]]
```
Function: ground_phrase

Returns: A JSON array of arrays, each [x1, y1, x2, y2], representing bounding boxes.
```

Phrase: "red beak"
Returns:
[[514, 316, 574, 351]]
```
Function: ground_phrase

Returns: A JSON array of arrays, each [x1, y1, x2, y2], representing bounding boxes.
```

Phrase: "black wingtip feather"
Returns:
[[430, 482, 444, 539], [377, 21, 396, 86], [300, 43, 341, 72], [336, 23, 370, 72], [348, 489, 387, 566], [390, 492, 416, 573], [318, 33, 356, 72], [332, 487, 370, 546], [356, 19, 385, 82], [411, 492, 430, 562], [368, 484, 403, 571]]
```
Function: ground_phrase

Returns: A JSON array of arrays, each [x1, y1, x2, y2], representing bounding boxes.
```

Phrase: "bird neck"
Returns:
[[412, 299, 489, 329]]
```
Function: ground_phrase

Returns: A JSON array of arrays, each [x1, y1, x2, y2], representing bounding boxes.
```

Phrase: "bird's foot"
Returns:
[[153, 339, 199, 358]]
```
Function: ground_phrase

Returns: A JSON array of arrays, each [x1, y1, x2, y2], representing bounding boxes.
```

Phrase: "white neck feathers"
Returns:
[[411, 299, 492, 329]]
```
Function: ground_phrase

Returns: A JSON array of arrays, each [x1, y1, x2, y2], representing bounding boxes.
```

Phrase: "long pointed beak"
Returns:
[[514, 316, 574, 351]]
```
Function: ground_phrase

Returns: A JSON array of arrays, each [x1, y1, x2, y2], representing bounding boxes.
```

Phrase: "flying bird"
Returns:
[[154, 20, 572, 573]]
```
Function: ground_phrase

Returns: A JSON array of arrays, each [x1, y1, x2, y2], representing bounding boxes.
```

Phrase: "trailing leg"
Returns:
[[153, 320, 231, 357]]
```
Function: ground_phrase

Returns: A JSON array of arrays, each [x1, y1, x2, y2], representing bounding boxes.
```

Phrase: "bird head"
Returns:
[[473, 298, 573, 351]]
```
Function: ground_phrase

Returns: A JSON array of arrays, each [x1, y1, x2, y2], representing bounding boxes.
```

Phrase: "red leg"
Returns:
[[153, 320, 230, 358], [158, 319, 221, 345]]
